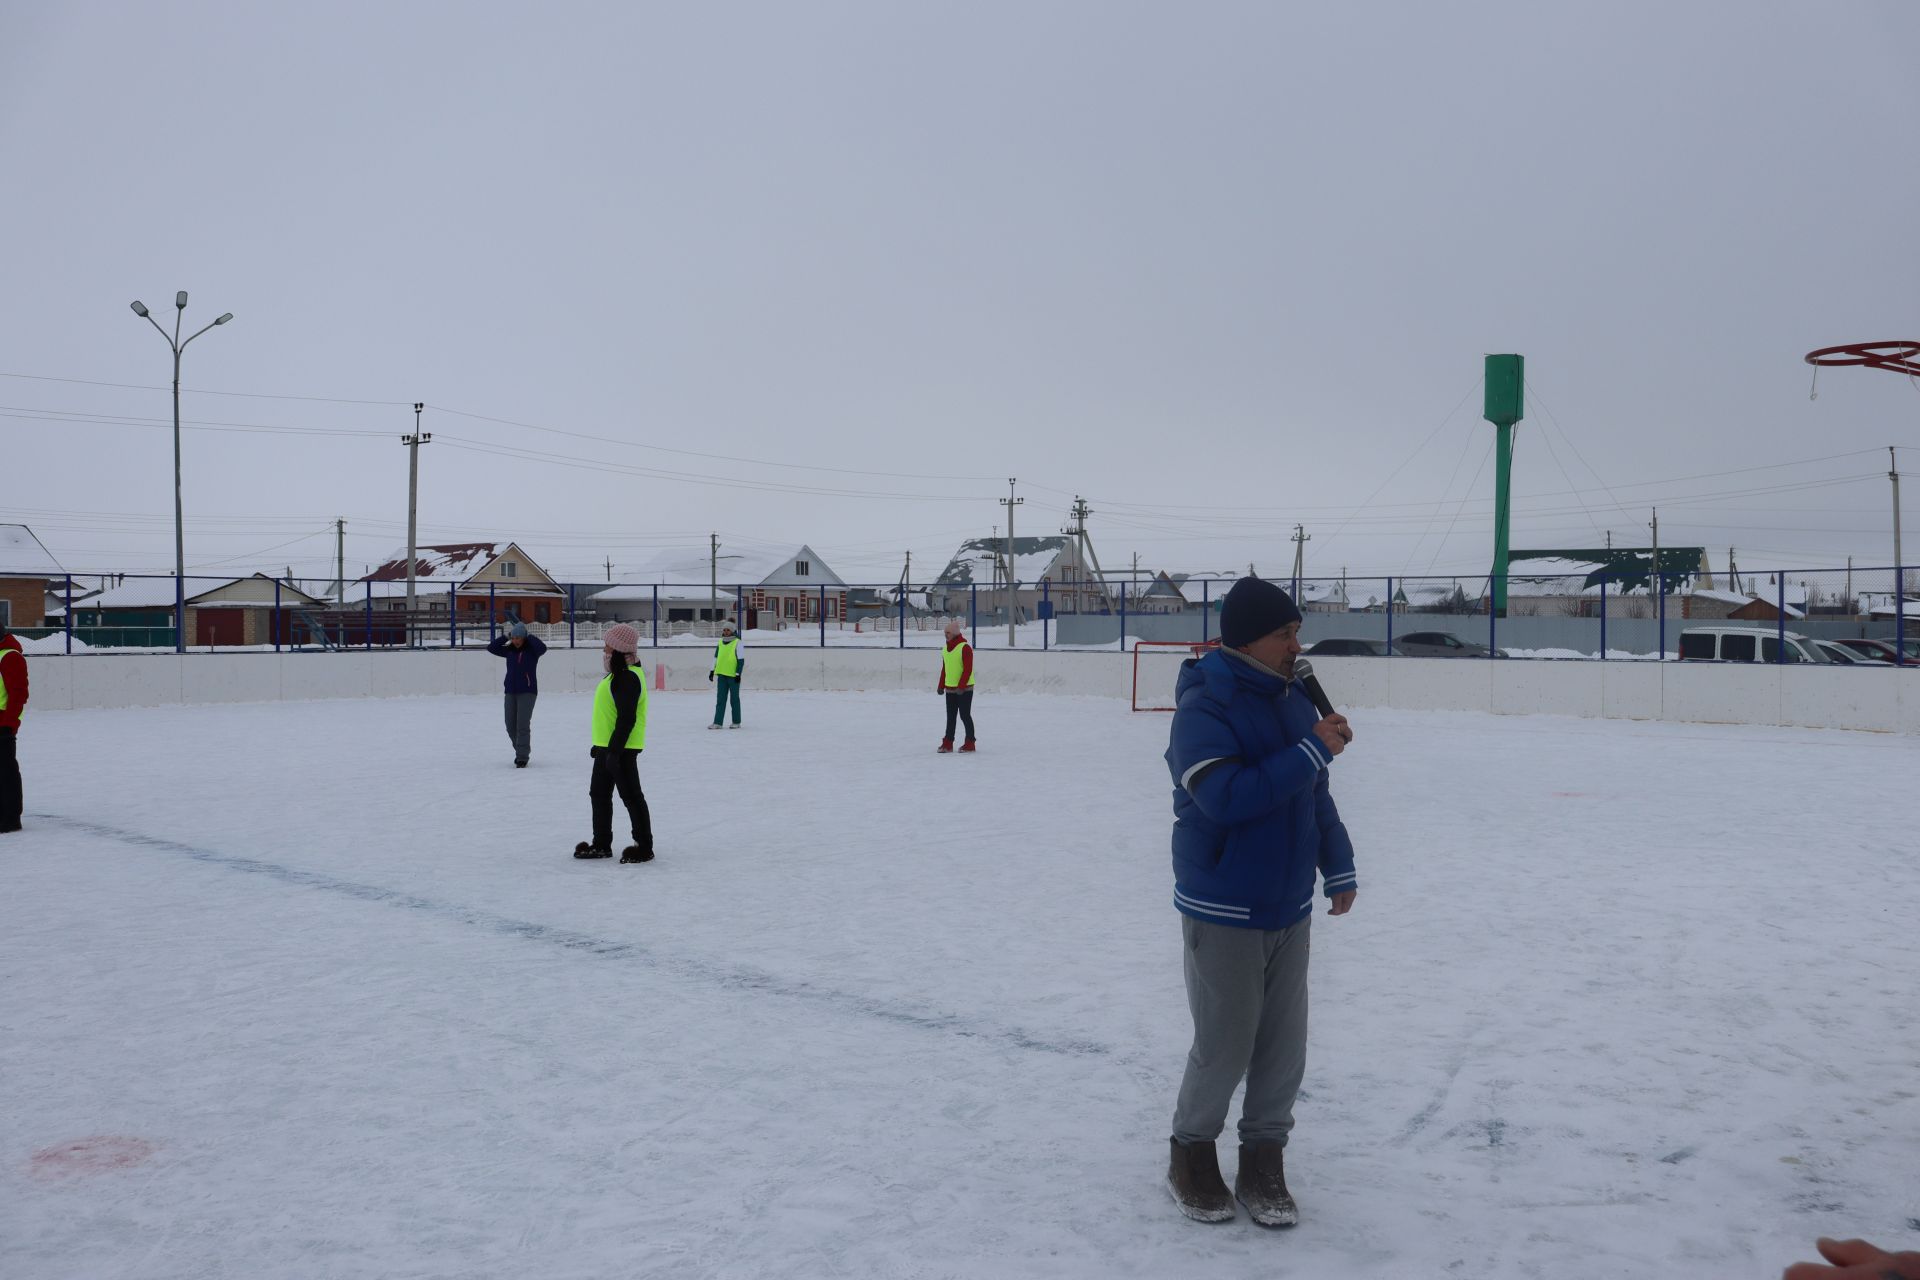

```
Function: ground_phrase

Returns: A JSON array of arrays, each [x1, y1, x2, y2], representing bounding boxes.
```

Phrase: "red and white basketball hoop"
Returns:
[[1804, 341, 1920, 379]]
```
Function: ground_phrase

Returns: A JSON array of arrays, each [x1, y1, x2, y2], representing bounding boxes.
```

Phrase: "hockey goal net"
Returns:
[[1131, 640, 1217, 711]]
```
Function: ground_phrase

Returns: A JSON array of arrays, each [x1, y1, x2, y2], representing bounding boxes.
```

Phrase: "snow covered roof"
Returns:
[[617, 544, 841, 589], [1294, 579, 1349, 606], [0, 524, 63, 577], [88, 577, 241, 609], [755, 544, 847, 590], [364, 543, 507, 582], [590, 583, 734, 604], [1686, 587, 1805, 618], [933, 536, 1069, 587]]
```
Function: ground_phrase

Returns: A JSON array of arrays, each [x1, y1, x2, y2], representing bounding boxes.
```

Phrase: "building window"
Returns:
[[534, 602, 551, 623], [502, 562, 518, 578], [795, 560, 810, 576]]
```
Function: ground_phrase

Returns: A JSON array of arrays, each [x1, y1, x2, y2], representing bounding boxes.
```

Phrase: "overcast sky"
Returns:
[[2, 1, 1917, 590]]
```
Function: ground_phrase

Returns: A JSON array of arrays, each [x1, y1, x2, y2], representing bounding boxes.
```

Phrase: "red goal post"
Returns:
[[1131, 640, 1218, 712]]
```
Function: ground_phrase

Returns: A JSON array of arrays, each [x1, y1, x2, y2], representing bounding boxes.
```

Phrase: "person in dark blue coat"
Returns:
[[1162, 576, 1357, 1229], [486, 622, 547, 767]]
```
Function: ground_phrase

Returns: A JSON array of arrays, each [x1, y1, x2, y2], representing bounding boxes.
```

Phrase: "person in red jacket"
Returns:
[[0, 620, 28, 833], [935, 618, 976, 754]]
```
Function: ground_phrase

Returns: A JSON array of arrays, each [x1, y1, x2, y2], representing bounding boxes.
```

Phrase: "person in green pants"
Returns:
[[709, 621, 744, 729]]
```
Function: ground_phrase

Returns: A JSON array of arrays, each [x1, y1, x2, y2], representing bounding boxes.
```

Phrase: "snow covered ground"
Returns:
[[3, 691, 1916, 1279]]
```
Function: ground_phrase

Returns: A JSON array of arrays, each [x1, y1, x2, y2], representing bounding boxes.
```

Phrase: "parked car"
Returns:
[[1303, 638, 1403, 657], [1395, 630, 1507, 659], [1676, 626, 1830, 664], [1814, 640, 1890, 666], [1830, 637, 1920, 666]]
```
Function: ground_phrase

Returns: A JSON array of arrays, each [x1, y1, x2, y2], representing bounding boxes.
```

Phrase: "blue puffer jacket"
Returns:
[[1164, 648, 1356, 931]]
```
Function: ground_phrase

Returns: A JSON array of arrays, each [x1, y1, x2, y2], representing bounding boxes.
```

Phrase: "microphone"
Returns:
[[1291, 657, 1337, 720]]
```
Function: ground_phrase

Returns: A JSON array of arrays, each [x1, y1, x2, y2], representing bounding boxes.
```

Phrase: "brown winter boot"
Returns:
[[1235, 1141, 1299, 1228], [1167, 1138, 1235, 1223]]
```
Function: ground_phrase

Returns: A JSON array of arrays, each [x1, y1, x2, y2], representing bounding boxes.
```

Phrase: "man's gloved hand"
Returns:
[[708, 671, 714, 682]]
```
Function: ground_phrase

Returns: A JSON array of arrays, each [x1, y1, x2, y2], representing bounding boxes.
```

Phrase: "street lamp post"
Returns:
[[130, 292, 232, 653]]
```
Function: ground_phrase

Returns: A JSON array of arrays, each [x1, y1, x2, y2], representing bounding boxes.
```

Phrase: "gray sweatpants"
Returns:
[[1171, 914, 1311, 1147], [503, 692, 537, 764]]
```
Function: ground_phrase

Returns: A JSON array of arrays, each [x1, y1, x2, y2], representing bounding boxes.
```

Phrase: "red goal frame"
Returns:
[[1131, 640, 1218, 712]]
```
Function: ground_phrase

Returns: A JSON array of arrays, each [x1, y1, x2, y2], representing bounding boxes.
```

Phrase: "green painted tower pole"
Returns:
[[1484, 354, 1524, 617]]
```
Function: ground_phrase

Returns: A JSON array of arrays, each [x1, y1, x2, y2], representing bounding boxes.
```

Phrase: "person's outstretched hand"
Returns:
[[1784, 1237, 1920, 1280]]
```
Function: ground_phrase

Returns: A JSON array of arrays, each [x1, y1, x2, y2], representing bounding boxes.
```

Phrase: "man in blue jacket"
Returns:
[[1163, 576, 1357, 1229], [486, 622, 547, 768]]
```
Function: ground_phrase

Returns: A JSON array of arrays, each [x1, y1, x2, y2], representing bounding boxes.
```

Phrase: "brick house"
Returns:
[[360, 542, 567, 625], [0, 524, 62, 629]]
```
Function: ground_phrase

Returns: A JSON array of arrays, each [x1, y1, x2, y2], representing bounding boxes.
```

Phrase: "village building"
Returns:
[[0, 524, 62, 630], [928, 535, 1106, 620], [587, 545, 850, 634], [359, 542, 566, 625], [75, 574, 326, 647]]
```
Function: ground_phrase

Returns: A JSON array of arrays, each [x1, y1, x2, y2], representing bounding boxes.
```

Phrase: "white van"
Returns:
[[1676, 626, 1830, 664]]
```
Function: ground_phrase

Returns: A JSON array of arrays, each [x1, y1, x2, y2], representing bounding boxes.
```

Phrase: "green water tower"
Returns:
[[1484, 354, 1524, 617]]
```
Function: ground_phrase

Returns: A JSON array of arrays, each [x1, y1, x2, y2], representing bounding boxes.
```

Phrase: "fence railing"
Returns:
[[9, 568, 1914, 665]]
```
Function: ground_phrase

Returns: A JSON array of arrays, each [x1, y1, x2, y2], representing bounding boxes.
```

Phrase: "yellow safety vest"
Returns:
[[713, 638, 740, 678], [942, 641, 974, 689], [0, 648, 16, 715], [591, 666, 648, 750]]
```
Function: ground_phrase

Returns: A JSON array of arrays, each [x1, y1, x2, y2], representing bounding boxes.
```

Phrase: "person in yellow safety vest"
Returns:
[[0, 618, 27, 833], [708, 621, 744, 729], [574, 622, 655, 863], [935, 617, 976, 754]]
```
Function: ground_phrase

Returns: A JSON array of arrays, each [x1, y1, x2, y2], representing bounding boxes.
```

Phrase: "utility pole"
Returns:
[[402, 402, 430, 640], [1846, 555, 1854, 615], [1289, 524, 1310, 597], [1891, 447, 1905, 598], [1066, 495, 1116, 611], [335, 518, 346, 604], [1000, 478, 1022, 646], [604, 556, 613, 582], [1649, 509, 1660, 610], [710, 532, 720, 634], [900, 549, 911, 611]]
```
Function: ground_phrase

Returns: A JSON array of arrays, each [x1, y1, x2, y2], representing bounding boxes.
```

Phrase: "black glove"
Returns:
[[708, 671, 714, 682]]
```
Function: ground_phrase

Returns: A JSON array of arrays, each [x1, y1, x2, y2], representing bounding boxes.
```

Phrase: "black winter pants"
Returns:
[[0, 727, 19, 830], [944, 690, 976, 743], [589, 748, 653, 852]]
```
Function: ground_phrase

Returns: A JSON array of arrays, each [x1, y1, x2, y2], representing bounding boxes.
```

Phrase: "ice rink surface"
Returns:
[[3, 688, 1916, 1279]]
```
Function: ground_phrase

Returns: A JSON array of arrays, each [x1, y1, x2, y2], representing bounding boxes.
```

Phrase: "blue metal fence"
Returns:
[[14, 567, 1916, 665]]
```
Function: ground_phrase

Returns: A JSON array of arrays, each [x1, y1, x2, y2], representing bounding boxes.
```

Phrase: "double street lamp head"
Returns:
[[175, 291, 188, 309], [129, 300, 149, 317], [214, 313, 233, 325]]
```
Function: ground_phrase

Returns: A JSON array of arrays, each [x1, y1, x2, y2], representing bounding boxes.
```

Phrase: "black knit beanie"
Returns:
[[1219, 576, 1303, 648]]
